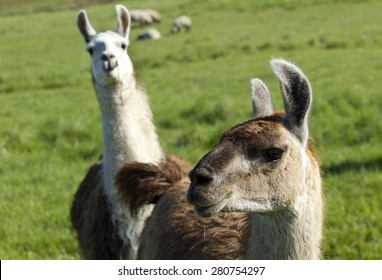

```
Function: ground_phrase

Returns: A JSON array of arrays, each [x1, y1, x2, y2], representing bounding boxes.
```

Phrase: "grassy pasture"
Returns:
[[0, 0, 381, 259]]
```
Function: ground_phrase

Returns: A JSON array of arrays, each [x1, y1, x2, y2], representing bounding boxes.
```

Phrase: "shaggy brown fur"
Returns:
[[116, 155, 193, 216], [71, 155, 191, 259], [116, 157, 249, 260], [139, 182, 249, 260], [70, 161, 124, 259]]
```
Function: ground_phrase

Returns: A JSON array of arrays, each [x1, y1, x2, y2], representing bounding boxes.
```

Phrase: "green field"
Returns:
[[0, 0, 381, 259]]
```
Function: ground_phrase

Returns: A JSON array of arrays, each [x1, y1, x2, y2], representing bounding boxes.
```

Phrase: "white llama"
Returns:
[[70, 5, 189, 259]]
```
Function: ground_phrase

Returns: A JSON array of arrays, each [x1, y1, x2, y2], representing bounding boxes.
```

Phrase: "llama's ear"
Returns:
[[250, 78, 273, 117], [271, 58, 312, 146], [77, 10, 96, 43], [115, 5, 131, 40]]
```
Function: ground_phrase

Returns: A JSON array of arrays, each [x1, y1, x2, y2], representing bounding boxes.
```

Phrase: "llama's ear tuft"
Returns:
[[270, 58, 312, 146], [77, 10, 96, 43], [250, 78, 273, 117], [115, 5, 131, 40]]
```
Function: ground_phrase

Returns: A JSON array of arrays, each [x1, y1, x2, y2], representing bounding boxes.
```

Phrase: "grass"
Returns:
[[0, 0, 381, 259]]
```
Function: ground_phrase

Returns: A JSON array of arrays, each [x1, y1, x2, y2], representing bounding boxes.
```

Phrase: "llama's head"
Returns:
[[77, 5, 132, 86], [187, 59, 314, 218]]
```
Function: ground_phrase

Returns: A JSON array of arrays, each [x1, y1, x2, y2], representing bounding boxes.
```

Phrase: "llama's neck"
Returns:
[[94, 75, 163, 259], [94, 76, 163, 193], [246, 183, 322, 259]]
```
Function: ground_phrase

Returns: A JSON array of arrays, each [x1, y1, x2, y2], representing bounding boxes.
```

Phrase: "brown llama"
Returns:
[[117, 58, 323, 259]]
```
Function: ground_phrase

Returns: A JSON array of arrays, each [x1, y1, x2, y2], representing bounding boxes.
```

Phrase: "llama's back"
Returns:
[[70, 161, 124, 259]]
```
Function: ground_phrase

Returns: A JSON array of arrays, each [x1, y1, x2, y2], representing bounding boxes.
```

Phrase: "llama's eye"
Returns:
[[87, 47, 94, 55], [264, 148, 284, 162], [121, 43, 127, 50]]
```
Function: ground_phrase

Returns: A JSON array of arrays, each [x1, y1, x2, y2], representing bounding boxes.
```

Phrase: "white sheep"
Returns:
[[137, 28, 161, 40], [145, 9, 161, 22], [171, 15, 191, 33], [130, 9, 153, 25]]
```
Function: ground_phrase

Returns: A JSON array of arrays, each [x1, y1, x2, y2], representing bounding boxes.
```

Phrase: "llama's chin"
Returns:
[[102, 68, 119, 79], [94, 72, 122, 86], [193, 198, 227, 218]]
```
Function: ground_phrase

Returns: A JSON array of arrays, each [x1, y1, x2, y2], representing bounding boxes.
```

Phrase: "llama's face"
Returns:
[[187, 115, 309, 218], [188, 59, 314, 218], [86, 31, 132, 85], [77, 5, 132, 86]]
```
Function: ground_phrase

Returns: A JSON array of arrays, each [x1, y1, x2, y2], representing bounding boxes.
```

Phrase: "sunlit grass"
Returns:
[[0, 0, 381, 259]]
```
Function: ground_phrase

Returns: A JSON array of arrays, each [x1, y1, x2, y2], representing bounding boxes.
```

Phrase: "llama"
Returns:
[[188, 59, 323, 259], [70, 5, 187, 259], [171, 15, 191, 33], [116, 58, 323, 259]]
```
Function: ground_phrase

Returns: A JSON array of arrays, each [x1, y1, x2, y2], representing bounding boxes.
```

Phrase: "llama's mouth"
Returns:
[[187, 179, 232, 218], [103, 60, 118, 72], [193, 197, 228, 218]]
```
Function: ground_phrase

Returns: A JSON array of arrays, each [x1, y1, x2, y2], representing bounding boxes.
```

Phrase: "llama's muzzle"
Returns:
[[101, 53, 118, 71]]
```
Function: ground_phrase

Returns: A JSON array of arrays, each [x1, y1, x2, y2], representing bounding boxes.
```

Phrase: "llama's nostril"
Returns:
[[196, 174, 213, 185], [101, 53, 115, 61], [101, 53, 108, 61], [188, 167, 215, 207], [193, 168, 214, 185]]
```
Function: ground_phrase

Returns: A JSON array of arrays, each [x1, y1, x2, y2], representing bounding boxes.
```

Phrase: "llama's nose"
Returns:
[[101, 53, 118, 71], [101, 53, 115, 61], [191, 167, 214, 186], [187, 167, 214, 206]]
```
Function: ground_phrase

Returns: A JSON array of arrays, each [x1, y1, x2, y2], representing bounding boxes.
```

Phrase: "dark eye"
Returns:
[[87, 47, 94, 55], [121, 43, 127, 50], [264, 148, 284, 162]]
